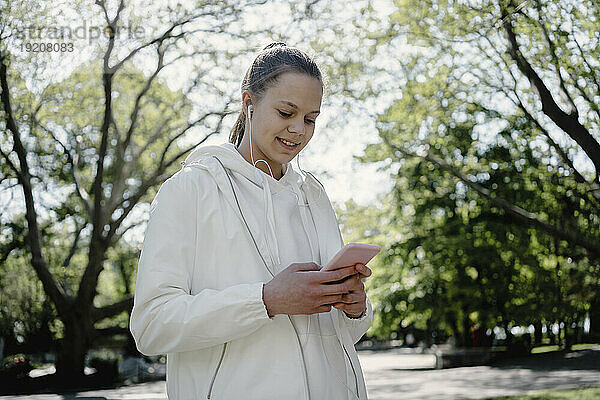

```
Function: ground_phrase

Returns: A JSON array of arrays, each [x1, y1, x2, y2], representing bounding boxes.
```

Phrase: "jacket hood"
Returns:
[[181, 142, 310, 192], [180, 141, 324, 271]]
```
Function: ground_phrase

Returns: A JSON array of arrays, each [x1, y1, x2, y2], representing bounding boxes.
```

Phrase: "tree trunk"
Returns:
[[503, 320, 513, 349], [425, 317, 433, 348], [55, 312, 92, 384], [590, 299, 600, 340], [462, 312, 471, 348], [533, 321, 543, 346], [548, 323, 556, 345], [564, 317, 572, 351]]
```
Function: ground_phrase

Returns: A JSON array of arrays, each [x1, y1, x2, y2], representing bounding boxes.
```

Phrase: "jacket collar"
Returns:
[[179, 142, 340, 275]]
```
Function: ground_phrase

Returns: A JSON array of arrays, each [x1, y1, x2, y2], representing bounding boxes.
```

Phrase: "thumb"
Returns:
[[290, 262, 321, 272]]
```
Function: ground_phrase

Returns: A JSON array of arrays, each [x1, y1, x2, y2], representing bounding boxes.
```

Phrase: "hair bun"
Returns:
[[262, 42, 287, 50]]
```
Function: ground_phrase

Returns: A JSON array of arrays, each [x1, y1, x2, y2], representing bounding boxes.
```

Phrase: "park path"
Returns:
[[361, 347, 600, 399], [2, 347, 599, 400]]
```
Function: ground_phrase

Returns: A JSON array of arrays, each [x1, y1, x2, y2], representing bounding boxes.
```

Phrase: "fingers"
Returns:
[[320, 275, 364, 295], [332, 291, 366, 305], [290, 262, 321, 272], [334, 303, 366, 317], [321, 293, 346, 304], [315, 265, 356, 283], [316, 304, 333, 313], [354, 263, 372, 278]]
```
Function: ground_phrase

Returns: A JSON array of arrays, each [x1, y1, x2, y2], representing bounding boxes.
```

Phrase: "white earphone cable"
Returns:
[[248, 106, 275, 179]]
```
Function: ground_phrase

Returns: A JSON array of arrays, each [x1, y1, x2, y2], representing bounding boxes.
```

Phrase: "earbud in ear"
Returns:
[[247, 104, 254, 119]]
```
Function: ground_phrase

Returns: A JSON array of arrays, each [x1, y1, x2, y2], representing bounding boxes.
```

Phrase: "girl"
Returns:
[[130, 42, 373, 399]]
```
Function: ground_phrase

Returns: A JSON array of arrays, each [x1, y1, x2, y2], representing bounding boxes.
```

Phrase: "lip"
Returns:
[[276, 137, 300, 151]]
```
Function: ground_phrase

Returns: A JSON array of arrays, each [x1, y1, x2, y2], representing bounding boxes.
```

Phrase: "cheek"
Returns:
[[253, 119, 275, 142], [305, 128, 315, 142], [263, 115, 286, 136], [299, 132, 314, 150]]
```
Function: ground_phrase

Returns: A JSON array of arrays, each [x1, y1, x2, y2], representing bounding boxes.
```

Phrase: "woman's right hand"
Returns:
[[262, 262, 360, 317]]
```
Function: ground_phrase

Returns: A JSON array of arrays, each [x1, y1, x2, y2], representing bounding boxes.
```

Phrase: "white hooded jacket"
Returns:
[[130, 142, 373, 399]]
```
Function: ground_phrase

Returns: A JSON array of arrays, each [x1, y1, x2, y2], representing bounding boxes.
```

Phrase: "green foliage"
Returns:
[[484, 387, 600, 400], [0, 253, 50, 343], [0, 53, 193, 352], [343, 0, 600, 344]]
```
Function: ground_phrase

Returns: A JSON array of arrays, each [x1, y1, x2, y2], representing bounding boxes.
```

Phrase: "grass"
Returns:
[[572, 343, 599, 351], [531, 345, 561, 354], [486, 387, 600, 399], [530, 343, 599, 354]]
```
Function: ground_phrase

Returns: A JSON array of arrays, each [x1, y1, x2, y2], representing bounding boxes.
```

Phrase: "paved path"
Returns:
[[361, 347, 600, 399], [2, 347, 599, 399]]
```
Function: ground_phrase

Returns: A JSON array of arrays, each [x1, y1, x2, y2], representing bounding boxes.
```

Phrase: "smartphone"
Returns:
[[323, 242, 381, 271]]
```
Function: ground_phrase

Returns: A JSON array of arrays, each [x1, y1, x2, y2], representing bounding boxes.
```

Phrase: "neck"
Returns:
[[235, 142, 283, 179]]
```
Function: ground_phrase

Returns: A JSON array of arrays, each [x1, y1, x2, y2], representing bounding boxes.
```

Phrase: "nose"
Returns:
[[287, 118, 305, 135]]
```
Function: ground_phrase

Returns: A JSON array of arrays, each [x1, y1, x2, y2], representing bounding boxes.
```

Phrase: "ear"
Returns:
[[241, 91, 253, 118]]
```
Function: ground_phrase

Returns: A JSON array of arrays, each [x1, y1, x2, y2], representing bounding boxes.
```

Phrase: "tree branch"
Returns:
[[501, 6, 600, 181], [479, 34, 600, 203], [0, 52, 68, 315], [106, 45, 166, 213], [62, 221, 85, 269], [93, 326, 131, 339], [104, 130, 220, 249], [0, 238, 21, 265], [569, 16, 600, 100], [384, 138, 600, 257], [31, 115, 93, 216], [91, 295, 133, 322], [534, 5, 577, 116]]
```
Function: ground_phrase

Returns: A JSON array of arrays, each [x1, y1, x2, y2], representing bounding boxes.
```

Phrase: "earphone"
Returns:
[[247, 103, 275, 179]]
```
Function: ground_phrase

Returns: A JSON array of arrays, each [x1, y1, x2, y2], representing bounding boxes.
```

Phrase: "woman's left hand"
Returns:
[[332, 263, 371, 318]]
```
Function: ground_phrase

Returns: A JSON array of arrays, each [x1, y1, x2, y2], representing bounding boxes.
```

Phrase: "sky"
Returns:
[[0, 0, 400, 247], [1, 0, 596, 245], [181, 0, 399, 207]]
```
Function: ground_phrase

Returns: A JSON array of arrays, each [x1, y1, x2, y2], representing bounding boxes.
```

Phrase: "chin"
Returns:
[[273, 154, 294, 165], [270, 147, 298, 164]]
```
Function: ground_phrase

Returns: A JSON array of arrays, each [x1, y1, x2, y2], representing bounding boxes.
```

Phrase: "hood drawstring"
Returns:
[[288, 182, 319, 263], [256, 168, 281, 268], [181, 142, 324, 272]]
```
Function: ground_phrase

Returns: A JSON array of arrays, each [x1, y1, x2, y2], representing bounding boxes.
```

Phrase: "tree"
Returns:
[[356, 0, 600, 343], [1, 0, 384, 382], [0, 0, 272, 380]]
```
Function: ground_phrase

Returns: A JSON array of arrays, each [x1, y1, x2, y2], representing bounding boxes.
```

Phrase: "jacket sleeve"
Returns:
[[130, 170, 271, 356], [341, 296, 373, 344]]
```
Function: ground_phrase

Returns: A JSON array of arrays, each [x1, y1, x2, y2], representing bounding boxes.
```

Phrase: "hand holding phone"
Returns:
[[322, 242, 380, 271], [321, 243, 379, 318]]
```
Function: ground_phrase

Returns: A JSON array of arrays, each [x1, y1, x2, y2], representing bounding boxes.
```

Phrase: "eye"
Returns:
[[305, 118, 315, 125], [278, 110, 292, 118]]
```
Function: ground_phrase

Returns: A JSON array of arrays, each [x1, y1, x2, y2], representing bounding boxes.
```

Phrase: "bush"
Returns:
[[0, 354, 33, 379], [88, 351, 120, 381], [508, 334, 532, 356]]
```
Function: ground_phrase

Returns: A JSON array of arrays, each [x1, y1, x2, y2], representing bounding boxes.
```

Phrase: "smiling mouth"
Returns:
[[276, 137, 300, 149]]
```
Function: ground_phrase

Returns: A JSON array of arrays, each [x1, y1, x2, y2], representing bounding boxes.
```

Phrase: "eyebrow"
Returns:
[[279, 101, 320, 115]]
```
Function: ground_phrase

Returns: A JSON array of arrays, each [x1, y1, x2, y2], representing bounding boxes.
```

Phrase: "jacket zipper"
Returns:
[[342, 342, 360, 398], [207, 342, 227, 399], [210, 156, 308, 399], [288, 316, 311, 399], [212, 155, 275, 278]]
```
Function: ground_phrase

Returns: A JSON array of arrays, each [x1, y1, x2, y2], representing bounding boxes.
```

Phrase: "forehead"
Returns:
[[265, 72, 322, 111]]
